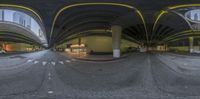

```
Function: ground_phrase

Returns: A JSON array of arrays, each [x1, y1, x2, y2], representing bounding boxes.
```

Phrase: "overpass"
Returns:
[[0, 0, 200, 99]]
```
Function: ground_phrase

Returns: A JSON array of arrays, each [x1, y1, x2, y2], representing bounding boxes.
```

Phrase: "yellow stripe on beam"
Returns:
[[163, 30, 200, 41], [168, 36, 200, 42], [136, 10, 149, 43], [153, 10, 168, 31], [50, 2, 148, 42], [168, 4, 200, 10], [153, 4, 200, 32]]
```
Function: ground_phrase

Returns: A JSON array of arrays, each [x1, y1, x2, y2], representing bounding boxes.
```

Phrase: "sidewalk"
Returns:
[[60, 52, 129, 62], [0, 56, 28, 69]]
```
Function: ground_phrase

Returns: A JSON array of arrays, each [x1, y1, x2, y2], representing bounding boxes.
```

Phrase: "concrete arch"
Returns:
[[0, 5, 47, 46], [0, 22, 42, 44], [50, 3, 148, 44], [153, 4, 200, 32]]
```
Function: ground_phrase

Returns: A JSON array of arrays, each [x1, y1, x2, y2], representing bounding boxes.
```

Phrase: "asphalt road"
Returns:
[[0, 50, 200, 99]]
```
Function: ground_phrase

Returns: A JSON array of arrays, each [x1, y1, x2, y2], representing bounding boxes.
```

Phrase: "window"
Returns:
[[0, 10, 4, 21], [0, 9, 46, 43], [185, 9, 200, 23], [13, 11, 31, 28]]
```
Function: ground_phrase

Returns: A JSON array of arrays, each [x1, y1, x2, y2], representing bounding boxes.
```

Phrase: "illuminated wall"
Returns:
[[3, 43, 34, 52], [121, 39, 139, 52], [169, 46, 200, 52], [82, 36, 112, 53], [169, 46, 189, 52], [58, 36, 139, 53]]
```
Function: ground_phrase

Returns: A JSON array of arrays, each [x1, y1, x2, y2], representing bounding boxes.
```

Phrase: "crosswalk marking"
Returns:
[[42, 61, 47, 66], [51, 61, 56, 66], [34, 61, 39, 64], [59, 61, 64, 64], [48, 91, 53, 94], [66, 60, 71, 63], [27, 60, 33, 63], [27, 60, 75, 65], [48, 73, 51, 76], [71, 59, 76, 61]]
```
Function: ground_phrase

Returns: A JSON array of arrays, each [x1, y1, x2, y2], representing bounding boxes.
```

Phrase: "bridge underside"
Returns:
[[0, 1, 200, 99]]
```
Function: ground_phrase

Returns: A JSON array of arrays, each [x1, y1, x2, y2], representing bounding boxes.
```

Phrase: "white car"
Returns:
[[0, 49, 6, 54]]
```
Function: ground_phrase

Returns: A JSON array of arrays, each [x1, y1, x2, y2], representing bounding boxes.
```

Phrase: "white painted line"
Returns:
[[34, 61, 39, 64], [185, 86, 188, 88], [42, 61, 47, 66], [66, 60, 71, 63], [48, 91, 53, 94], [48, 76, 51, 80], [59, 61, 64, 64], [71, 59, 76, 61], [183, 63, 188, 66], [48, 73, 51, 76], [27, 60, 33, 63], [51, 61, 56, 66]]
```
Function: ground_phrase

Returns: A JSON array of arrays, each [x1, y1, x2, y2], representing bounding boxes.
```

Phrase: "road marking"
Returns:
[[34, 61, 39, 64], [48, 73, 51, 76], [71, 59, 76, 61], [48, 91, 53, 94], [183, 63, 188, 66], [66, 60, 71, 63], [42, 61, 47, 66], [51, 61, 56, 66], [27, 60, 33, 63], [185, 86, 188, 88], [48, 76, 51, 80], [59, 61, 64, 64]]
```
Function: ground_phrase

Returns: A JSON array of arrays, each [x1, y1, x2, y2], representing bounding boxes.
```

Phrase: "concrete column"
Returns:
[[111, 25, 122, 58], [189, 37, 194, 53], [164, 44, 168, 52]]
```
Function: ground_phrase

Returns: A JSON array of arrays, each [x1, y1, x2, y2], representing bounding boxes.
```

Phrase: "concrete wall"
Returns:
[[169, 46, 189, 52], [57, 36, 139, 53], [121, 39, 139, 52], [169, 46, 200, 53], [194, 46, 200, 51], [83, 36, 112, 53]]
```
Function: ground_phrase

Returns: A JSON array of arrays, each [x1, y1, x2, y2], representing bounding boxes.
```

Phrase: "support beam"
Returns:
[[164, 44, 168, 52], [111, 25, 122, 58], [189, 37, 194, 53]]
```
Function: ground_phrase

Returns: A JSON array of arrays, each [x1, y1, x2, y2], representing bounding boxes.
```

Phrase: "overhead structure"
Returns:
[[153, 4, 200, 45], [0, 1, 199, 49], [50, 2, 147, 47], [111, 25, 122, 58], [0, 4, 47, 47]]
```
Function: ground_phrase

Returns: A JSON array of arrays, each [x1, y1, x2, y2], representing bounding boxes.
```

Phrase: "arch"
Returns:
[[163, 30, 200, 42], [50, 2, 148, 43], [153, 4, 200, 31], [0, 4, 42, 22], [0, 5, 47, 46]]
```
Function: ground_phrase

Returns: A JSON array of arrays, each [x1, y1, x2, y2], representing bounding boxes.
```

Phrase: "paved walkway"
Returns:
[[60, 52, 129, 61], [157, 53, 200, 75], [1, 51, 200, 98]]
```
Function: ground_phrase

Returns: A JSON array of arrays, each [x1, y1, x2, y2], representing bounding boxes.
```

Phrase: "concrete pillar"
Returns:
[[164, 44, 168, 52], [189, 37, 194, 53], [111, 25, 122, 58]]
